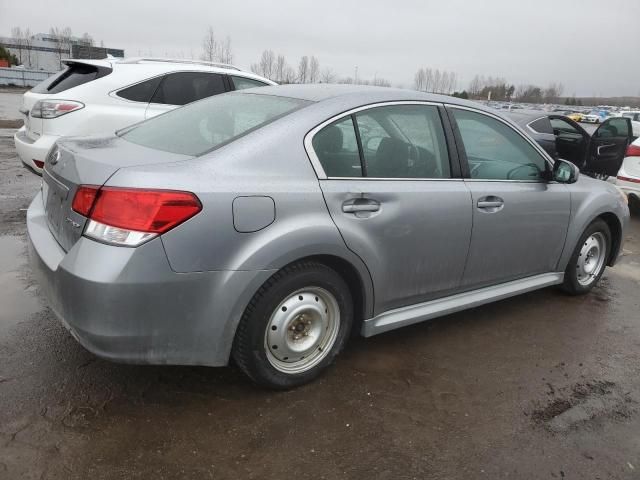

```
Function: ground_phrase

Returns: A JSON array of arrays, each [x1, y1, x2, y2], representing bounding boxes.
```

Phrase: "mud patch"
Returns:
[[532, 381, 636, 432]]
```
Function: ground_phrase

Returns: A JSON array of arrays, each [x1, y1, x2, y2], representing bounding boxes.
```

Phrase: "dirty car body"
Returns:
[[27, 85, 629, 386]]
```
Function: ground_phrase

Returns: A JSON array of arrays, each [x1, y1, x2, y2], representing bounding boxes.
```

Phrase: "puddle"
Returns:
[[0, 235, 41, 336]]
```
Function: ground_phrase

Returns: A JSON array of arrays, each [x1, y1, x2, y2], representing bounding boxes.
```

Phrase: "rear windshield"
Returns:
[[120, 93, 310, 156], [32, 63, 111, 94]]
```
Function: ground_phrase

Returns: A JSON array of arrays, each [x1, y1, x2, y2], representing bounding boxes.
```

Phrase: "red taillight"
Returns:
[[617, 175, 640, 184], [626, 144, 640, 157], [33, 160, 44, 169], [72, 185, 100, 216], [72, 186, 202, 234]]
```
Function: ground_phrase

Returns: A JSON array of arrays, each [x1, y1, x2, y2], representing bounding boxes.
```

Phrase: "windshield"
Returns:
[[120, 93, 310, 156]]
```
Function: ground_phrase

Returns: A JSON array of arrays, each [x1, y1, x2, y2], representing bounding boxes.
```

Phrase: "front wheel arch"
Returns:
[[598, 212, 622, 265]]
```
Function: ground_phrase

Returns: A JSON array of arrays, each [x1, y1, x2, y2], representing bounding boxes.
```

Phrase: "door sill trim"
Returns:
[[361, 272, 564, 337]]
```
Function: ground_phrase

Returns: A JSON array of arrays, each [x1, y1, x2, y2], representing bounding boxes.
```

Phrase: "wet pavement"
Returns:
[[1, 127, 640, 479]]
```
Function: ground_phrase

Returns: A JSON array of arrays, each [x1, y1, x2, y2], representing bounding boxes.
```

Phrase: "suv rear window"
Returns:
[[120, 93, 309, 156], [32, 62, 111, 94]]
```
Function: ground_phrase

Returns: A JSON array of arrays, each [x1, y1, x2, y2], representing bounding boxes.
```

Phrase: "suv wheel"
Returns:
[[562, 219, 611, 295], [232, 261, 353, 389]]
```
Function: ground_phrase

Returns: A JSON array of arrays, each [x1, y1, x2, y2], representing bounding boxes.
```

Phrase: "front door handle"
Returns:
[[477, 196, 504, 211], [342, 199, 380, 213]]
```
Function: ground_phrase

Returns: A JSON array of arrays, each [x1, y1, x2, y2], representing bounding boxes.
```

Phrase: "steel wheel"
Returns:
[[264, 287, 340, 374], [576, 232, 607, 286]]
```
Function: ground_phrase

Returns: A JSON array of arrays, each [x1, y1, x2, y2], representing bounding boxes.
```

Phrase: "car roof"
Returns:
[[63, 57, 275, 84], [246, 83, 496, 111], [503, 109, 550, 127]]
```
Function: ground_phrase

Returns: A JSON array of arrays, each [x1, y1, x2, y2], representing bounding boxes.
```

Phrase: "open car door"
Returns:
[[584, 117, 633, 177]]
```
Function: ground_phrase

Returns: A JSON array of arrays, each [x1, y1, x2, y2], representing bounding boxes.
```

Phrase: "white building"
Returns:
[[0, 32, 124, 72]]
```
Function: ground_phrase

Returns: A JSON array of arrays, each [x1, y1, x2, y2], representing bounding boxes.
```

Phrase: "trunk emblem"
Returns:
[[50, 149, 60, 165], [65, 217, 81, 229]]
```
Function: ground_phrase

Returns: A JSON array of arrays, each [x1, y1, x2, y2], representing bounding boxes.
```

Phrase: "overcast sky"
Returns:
[[1, 0, 638, 97]]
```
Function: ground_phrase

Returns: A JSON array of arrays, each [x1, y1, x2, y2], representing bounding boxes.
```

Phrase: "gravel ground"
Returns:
[[1, 123, 640, 479]]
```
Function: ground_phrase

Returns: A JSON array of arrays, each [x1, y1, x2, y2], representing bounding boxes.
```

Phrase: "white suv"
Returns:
[[15, 58, 275, 173]]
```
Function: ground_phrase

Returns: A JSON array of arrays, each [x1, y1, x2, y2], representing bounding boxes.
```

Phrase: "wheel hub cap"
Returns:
[[576, 232, 606, 286], [265, 287, 340, 374]]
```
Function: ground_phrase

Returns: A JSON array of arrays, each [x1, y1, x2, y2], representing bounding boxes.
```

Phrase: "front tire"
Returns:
[[232, 261, 353, 389], [562, 219, 611, 295]]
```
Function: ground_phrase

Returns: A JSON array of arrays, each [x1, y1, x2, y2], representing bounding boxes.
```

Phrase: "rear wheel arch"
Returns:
[[301, 254, 370, 337]]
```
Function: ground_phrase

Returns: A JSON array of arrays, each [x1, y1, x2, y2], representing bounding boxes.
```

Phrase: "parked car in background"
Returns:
[[567, 112, 584, 122], [28, 85, 629, 388], [14, 57, 275, 174], [617, 111, 640, 138], [507, 110, 632, 179], [616, 137, 640, 212], [581, 113, 601, 124]]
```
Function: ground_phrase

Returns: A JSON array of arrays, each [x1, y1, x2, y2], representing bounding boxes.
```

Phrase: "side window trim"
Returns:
[[445, 104, 554, 182], [305, 100, 461, 181], [351, 114, 368, 177]]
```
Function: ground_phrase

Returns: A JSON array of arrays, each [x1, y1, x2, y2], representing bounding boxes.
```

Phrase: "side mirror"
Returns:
[[552, 159, 579, 184]]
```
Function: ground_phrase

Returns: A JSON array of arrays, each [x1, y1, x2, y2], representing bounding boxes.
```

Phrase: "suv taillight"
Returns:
[[625, 144, 640, 157], [31, 100, 84, 119], [72, 186, 202, 247]]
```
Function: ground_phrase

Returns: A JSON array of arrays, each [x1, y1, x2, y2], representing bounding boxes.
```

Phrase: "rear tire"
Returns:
[[232, 261, 353, 389], [562, 219, 611, 295]]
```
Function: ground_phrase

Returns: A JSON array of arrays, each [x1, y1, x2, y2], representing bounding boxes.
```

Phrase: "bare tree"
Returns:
[[320, 67, 336, 83], [201, 26, 219, 62], [283, 66, 296, 83], [251, 50, 276, 79], [425, 68, 433, 92], [23, 28, 33, 67], [49, 26, 73, 69], [298, 56, 309, 83], [414, 68, 426, 91], [308, 56, 320, 83], [468, 75, 483, 97], [219, 36, 233, 64], [80, 32, 94, 46], [371, 76, 391, 87], [11, 27, 24, 64], [275, 55, 287, 82]]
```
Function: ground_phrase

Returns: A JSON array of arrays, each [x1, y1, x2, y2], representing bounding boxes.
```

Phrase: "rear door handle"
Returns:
[[477, 196, 504, 211], [342, 200, 380, 213]]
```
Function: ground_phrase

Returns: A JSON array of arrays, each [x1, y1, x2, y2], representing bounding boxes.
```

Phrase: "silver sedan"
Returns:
[[28, 85, 629, 388]]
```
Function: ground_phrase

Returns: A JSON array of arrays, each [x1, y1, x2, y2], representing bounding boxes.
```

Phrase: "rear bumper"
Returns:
[[14, 127, 58, 174], [27, 191, 275, 366], [615, 165, 640, 199]]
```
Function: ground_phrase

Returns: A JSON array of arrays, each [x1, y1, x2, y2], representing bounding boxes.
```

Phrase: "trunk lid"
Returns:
[[43, 135, 192, 252]]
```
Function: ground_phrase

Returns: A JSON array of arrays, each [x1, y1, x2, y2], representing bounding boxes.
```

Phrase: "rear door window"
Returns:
[[32, 63, 111, 94], [355, 105, 451, 179], [150, 72, 226, 106], [231, 76, 269, 90], [116, 76, 162, 102]]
